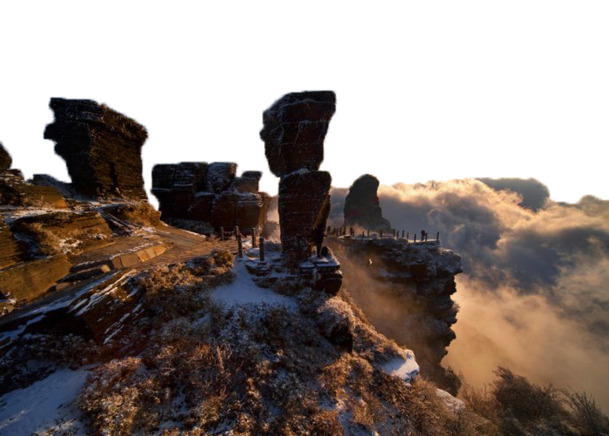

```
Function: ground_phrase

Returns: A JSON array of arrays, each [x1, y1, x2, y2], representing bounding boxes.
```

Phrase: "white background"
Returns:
[[1, 1, 607, 203]]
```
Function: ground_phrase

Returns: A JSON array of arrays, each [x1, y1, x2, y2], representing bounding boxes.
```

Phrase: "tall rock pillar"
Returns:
[[44, 98, 148, 200], [260, 91, 336, 263]]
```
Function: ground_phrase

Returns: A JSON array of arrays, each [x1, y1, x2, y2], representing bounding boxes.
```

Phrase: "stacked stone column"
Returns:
[[260, 91, 336, 264]]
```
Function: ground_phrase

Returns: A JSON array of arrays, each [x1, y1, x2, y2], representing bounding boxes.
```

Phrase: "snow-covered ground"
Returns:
[[0, 368, 89, 435], [210, 260, 297, 309]]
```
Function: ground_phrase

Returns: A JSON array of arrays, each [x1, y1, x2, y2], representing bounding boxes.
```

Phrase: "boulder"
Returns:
[[260, 91, 336, 177], [344, 174, 391, 231], [44, 98, 148, 200]]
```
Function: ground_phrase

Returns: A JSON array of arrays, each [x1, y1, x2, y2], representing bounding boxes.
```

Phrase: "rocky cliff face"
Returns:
[[44, 98, 148, 200], [151, 161, 270, 235], [344, 174, 391, 231], [328, 236, 462, 394], [261, 91, 335, 263]]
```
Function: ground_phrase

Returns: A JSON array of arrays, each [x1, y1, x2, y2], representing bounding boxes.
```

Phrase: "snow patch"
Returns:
[[0, 368, 89, 435], [210, 260, 296, 309], [379, 350, 419, 383], [436, 388, 465, 413]]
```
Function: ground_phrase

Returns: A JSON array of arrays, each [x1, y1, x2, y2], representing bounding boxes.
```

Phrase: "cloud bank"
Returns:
[[342, 178, 609, 409]]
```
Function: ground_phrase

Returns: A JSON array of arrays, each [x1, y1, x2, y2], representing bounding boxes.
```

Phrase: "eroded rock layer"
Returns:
[[344, 174, 391, 231], [44, 98, 148, 199], [152, 161, 269, 234]]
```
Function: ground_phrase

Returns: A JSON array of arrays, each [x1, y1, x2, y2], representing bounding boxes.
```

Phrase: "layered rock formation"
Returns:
[[0, 143, 68, 209], [344, 174, 391, 231], [261, 91, 335, 263], [152, 161, 269, 234], [44, 98, 148, 199], [327, 237, 462, 394]]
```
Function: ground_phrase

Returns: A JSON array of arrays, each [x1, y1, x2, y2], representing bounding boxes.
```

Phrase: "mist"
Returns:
[[332, 178, 609, 410]]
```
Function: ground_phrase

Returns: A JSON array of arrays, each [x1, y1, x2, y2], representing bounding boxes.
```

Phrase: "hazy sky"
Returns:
[[1, 1, 607, 203]]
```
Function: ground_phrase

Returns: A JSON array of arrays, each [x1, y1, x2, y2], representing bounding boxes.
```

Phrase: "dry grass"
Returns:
[[79, 263, 467, 435], [459, 366, 609, 435]]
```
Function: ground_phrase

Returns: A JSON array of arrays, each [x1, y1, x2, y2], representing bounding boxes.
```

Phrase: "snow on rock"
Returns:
[[379, 349, 419, 383], [210, 259, 297, 309], [436, 388, 465, 413], [0, 368, 89, 435]]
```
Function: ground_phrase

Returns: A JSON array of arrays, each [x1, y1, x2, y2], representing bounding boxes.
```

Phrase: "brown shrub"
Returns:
[[566, 391, 609, 435], [492, 367, 565, 425]]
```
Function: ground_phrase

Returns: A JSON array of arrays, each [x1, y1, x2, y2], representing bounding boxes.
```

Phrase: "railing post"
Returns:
[[252, 228, 257, 248], [259, 236, 265, 261], [237, 234, 243, 258], [220, 226, 225, 241]]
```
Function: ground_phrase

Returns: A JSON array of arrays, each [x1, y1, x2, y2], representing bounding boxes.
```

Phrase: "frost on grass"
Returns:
[[78, 254, 465, 435]]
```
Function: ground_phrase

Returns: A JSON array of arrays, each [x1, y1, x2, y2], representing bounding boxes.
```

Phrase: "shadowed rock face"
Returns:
[[261, 91, 336, 263], [0, 143, 11, 172], [344, 174, 391, 231], [328, 237, 463, 394], [44, 98, 148, 200], [261, 91, 336, 177], [152, 162, 270, 234], [278, 171, 332, 261]]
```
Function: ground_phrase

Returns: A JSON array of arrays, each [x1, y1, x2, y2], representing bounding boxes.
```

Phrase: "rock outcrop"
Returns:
[[327, 236, 462, 394], [0, 220, 24, 270], [261, 91, 336, 263], [44, 98, 148, 200], [152, 161, 270, 234], [0, 142, 11, 172], [0, 143, 68, 209], [344, 174, 391, 231]]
